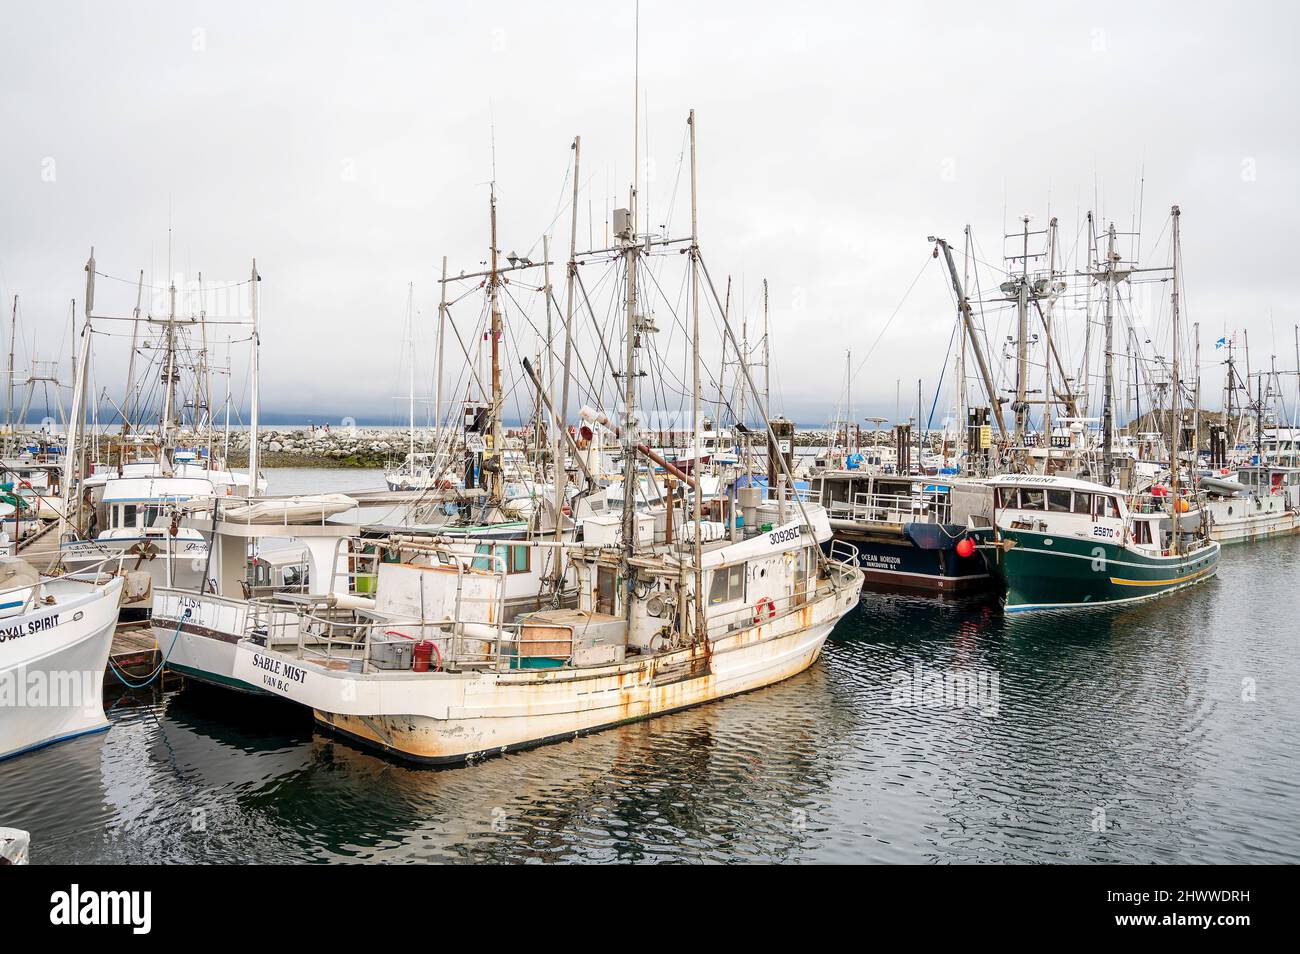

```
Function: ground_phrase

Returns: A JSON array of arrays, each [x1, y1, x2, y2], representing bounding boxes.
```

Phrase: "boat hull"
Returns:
[[235, 582, 859, 764], [825, 525, 989, 594], [0, 577, 122, 761], [981, 528, 1220, 612], [151, 589, 271, 696], [1206, 500, 1300, 544]]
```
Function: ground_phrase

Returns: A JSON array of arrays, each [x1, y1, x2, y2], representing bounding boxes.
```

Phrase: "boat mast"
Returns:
[[1169, 205, 1183, 550], [619, 189, 640, 574], [6, 294, 15, 434], [933, 237, 1007, 437], [1014, 216, 1030, 446], [762, 278, 771, 420], [60, 250, 95, 544], [1193, 321, 1201, 465], [160, 277, 179, 463], [1081, 212, 1095, 418], [248, 259, 260, 498], [562, 136, 580, 439], [688, 108, 704, 641], [123, 271, 143, 435], [406, 282, 415, 468], [952, 227, 970, 464], [487, 185, 505, 502], [436, 256, 447, 448], [1101, 223, 1118, 486], [1043, 217, 1058, 441]]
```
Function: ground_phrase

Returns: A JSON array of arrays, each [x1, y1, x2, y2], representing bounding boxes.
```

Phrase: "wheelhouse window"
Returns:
[[1097, 495, 1119, 518], [708, 564, 746, 605], [1018, 489, 1045, 511], [1046, 490, 1072, 513], [1071, 493, 1092, 515], [509, 545, 530, 574]]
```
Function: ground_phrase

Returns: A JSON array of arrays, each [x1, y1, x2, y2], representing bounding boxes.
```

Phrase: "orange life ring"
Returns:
[[754, 596, 776, 624]]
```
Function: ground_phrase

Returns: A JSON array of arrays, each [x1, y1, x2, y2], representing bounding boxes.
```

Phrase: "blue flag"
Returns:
[[1215, 336, 1227, 349]]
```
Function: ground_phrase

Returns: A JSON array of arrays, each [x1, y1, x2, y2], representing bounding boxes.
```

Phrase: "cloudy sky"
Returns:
[[2, 1, 1297, 428]]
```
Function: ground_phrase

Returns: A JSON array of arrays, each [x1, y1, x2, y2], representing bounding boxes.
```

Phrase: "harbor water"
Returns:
[[2, 468, 1297, 864]]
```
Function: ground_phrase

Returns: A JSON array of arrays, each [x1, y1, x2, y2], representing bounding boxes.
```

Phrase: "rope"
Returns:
[[106, 607, 191, 689]]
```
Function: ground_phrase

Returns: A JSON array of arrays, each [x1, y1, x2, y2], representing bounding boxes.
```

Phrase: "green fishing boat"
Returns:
[[976, 474, 1219, 612]]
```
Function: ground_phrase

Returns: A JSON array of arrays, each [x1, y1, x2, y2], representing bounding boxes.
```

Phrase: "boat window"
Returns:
[[141, 505, 162, 528], [1097, 495, 1119, 518], [596, 565, 616, 615], [708, 564, 746, 605], [1046, 490, 1072, 513], [1071, 493, 1092, 515], [1018, 489, 1045, 511], [471, 543, 494, 572], [120, 504, 138, 528], [995, 487, 1016, 508], [509, 545, 530, 574], [1134, 520, 1152, 545]]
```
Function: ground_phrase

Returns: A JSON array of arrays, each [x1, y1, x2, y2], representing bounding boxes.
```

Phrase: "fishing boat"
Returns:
[[151, 494, 364, 694], [0, 559, 123, 761], [974, 206, 1221, 612], [1200, 465, 1300, 543], [813, 468, 991, 593], [226, 109, 863, 763], [976, 473, 1219, 611], [59, 474, 213, 617], [232, 490, 860, 763]]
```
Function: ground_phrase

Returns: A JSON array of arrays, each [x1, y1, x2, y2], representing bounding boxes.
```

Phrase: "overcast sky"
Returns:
[[2, 1, 1297, 428]]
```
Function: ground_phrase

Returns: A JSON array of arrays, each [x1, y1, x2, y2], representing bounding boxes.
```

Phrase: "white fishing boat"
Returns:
[[232, 493, 860, 764], [227, 109, 864, 763], [151, 495, 364, 694], [1200, 466, 1300, 543], [59, 475, 213, 616], [0, 560, 123, 761]]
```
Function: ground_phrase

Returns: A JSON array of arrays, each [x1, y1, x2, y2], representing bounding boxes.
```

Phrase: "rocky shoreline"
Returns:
[[9, 425, 861, 469]]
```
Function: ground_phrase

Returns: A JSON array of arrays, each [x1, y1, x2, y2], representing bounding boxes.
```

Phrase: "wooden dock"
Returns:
[[106, 622, 161, 686]]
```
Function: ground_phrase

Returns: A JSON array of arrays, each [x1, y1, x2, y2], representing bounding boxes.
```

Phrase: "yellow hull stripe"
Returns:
[[1109, 565, 1215, 588]]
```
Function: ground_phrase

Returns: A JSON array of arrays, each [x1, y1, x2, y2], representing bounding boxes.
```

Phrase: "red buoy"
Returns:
[[956, 537, 976, 559]]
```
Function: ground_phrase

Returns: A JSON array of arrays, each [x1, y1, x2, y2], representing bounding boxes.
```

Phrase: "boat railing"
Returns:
[[827, 489, 950, 526], [828, 538, 860, 567], [155, 586, 251, 637], [245, 599, 588, 674]]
